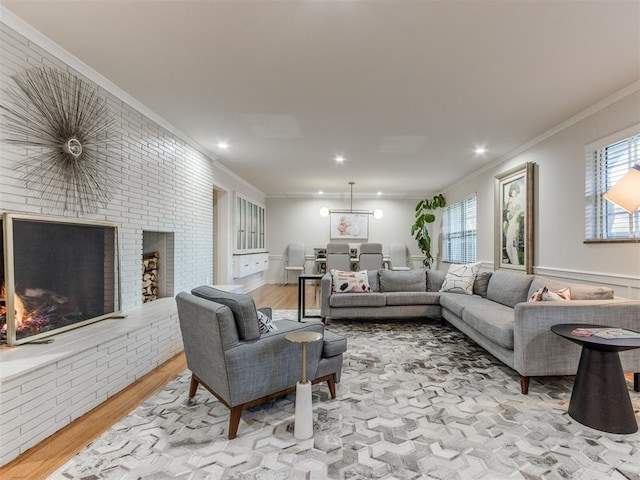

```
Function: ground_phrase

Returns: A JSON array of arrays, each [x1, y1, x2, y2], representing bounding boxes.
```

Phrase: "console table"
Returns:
[[551, 323, 640, 434], [298, 274, 323, 322]]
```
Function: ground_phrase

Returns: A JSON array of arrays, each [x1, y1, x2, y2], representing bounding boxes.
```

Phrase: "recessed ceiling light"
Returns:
[[377, 191, 382, 196], [318, 190, 324, 195], [335, 155, 345, 163], [474, 147, 487, 155], [217, 141, 230, 150]]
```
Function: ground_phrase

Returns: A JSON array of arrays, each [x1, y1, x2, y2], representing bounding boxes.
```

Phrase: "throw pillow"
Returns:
[[257, 310, 277, 334], [330, 269, 372, 293], [439, 262, 481, 295], [528, 286, 571, 302], [472, 271, 492, 298]]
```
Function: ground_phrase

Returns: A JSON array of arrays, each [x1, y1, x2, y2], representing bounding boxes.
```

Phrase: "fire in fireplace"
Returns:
[[1, 213, 122, 346]]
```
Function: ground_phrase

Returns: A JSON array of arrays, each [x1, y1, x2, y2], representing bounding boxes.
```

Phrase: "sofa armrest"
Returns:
[[513, 299, 640, 376], [320, 273, 332, 318]]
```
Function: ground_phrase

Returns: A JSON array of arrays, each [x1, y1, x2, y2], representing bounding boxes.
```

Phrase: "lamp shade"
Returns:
[[603, 164, 640, 214]]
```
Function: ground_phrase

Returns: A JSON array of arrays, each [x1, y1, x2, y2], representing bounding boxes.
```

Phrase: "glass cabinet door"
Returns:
[[235, 194, 266, 253]]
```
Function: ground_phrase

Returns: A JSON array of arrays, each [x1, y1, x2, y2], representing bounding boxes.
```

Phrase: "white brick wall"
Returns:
[[0, 19, 247, 467], [0, 298, 183, 466]]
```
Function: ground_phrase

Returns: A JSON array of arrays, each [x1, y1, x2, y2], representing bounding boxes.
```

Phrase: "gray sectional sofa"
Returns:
[[321, 268, 640, 393]]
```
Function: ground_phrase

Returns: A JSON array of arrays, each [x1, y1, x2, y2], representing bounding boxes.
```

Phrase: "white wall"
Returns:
[[441, 87, 640, 299], [0, 16, 266, 303], [265, 195, 430, 282]]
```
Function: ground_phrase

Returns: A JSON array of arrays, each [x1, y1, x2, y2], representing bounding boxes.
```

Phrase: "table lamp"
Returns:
[[603, 163, 640, 213]]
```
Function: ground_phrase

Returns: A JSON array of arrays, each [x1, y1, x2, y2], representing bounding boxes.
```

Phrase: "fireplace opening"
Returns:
[[1, 213, 121, 346]]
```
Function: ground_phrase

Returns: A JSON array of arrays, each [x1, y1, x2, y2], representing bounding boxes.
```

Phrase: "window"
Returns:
[[585, 129, 640, 241], [442, 195, 477, 263]]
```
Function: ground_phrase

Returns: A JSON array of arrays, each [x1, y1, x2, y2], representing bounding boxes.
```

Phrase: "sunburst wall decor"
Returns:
[[0, 67, 121, 214]]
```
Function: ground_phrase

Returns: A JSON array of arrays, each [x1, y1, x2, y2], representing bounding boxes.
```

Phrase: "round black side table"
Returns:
[[551, 323, 640, 434]]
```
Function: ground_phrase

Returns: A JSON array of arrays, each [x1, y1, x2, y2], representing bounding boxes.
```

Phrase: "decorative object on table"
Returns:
[[410, 193, 446, 268], [494, 162, 534, 274], [285, 330, 324, 440], [603, 163, 640, 213], [0, 67, 120, 214], [322, 182, 383, 240]]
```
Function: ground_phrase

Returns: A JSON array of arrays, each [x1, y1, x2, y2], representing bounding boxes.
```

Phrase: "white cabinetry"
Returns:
[[232, 252, 269, 278], [235, 194, 265, 252]]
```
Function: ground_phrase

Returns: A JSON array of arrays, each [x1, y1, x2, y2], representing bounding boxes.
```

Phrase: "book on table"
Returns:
[[571, 327, 640, 339]]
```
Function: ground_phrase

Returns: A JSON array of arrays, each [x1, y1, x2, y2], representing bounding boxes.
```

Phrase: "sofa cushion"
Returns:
[[367, 269, 380, 292], [379, 268, 427, 292], [440, 262, 481, 294], [330, 269, 372, 293], [473, 271, 492, 298], [439, 292, 487, 318], [462, 303, 515, 349], [486, 270, 534, 308], [385, 291, 440, 306], [528, 285, 571, 302], [427, 269, 447, 292], [329, 292, 387, 308], [257, 310, 277, 334], [322, 330, 347, 357], [191, 285, 261, 341]]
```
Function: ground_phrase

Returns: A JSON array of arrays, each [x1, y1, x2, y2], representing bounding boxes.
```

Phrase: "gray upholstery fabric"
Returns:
[[439, 292, 487, 318], [359, 243, 384, 271], [384, 292, 440, 306], [366, 269, 380, 292], [323, 330, 348, 357], [191, 285, 261, 341], [329, 292, 386, 307], [473, 271, 492, 298], [427, 269, 447, 292], [176, 292, 347, 408], [486, 270, 534, 308], [462, 303, 515, 349], [379, 268, 427, 292]]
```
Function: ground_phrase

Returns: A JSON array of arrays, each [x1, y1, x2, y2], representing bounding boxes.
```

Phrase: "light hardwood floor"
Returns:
[[0, 283, 312, 480]]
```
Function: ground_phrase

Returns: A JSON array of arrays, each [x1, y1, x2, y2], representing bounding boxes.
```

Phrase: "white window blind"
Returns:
[[442, 195, 477, 263], [585, 132, 640, 240]]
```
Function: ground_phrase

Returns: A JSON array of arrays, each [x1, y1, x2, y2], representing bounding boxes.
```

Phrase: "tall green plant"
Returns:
[[410, 193, 446, 268]]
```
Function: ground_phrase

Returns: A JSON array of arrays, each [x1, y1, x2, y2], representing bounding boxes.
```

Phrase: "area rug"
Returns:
[[51, 311, 640, 480]]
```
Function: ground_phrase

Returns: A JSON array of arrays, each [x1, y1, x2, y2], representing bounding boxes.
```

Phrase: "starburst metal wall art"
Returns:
[[0, 67, 120, 214]]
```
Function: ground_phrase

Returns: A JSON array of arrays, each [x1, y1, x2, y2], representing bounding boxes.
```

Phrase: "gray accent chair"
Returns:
[[176, 286, 347, 439], [326, 242, 351, 271], [358, 243, 384, 271]]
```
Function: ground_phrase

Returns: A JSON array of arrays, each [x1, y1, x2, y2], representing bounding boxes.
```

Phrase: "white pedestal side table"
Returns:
[[285, 331, 323, 439]]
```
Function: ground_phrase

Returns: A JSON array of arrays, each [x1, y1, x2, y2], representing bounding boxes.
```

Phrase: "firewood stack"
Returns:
[[142, 251, 159, 303]]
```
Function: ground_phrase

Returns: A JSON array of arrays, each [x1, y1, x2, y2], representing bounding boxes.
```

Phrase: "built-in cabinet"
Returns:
[[235, 194, 265, 252], [233, 194, 268, 278]]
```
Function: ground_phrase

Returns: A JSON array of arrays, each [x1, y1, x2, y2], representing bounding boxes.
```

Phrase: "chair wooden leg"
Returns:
[[520, 375, 530, 395], [634, 372, 639, 392], [228, 405, 244, 440], [189, 375, 200, 398], [327, 375, 337, 399]]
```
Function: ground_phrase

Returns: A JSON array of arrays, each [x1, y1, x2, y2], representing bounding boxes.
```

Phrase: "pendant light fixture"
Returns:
[[319, 182, 383, 218]]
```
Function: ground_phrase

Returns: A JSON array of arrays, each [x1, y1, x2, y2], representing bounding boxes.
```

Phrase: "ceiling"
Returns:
[[2, 0, 639, 198]]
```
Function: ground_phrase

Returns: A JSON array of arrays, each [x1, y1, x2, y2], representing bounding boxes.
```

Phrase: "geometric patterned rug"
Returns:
[[51, 311, 640, 480]]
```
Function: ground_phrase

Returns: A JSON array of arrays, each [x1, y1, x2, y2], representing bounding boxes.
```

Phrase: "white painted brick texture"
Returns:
[[0, 21, 201, 466]]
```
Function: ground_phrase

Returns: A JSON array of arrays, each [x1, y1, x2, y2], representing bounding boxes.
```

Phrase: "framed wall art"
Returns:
[[329, 211, 369, 240], [494, 162, 534, 274]]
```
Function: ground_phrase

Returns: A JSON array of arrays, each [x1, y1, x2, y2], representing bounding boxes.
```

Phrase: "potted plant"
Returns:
[[410, 193, 446, 268]]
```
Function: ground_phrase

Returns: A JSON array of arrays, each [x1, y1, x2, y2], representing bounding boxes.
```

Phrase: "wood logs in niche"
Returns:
[[143, 251, 159, 303]]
